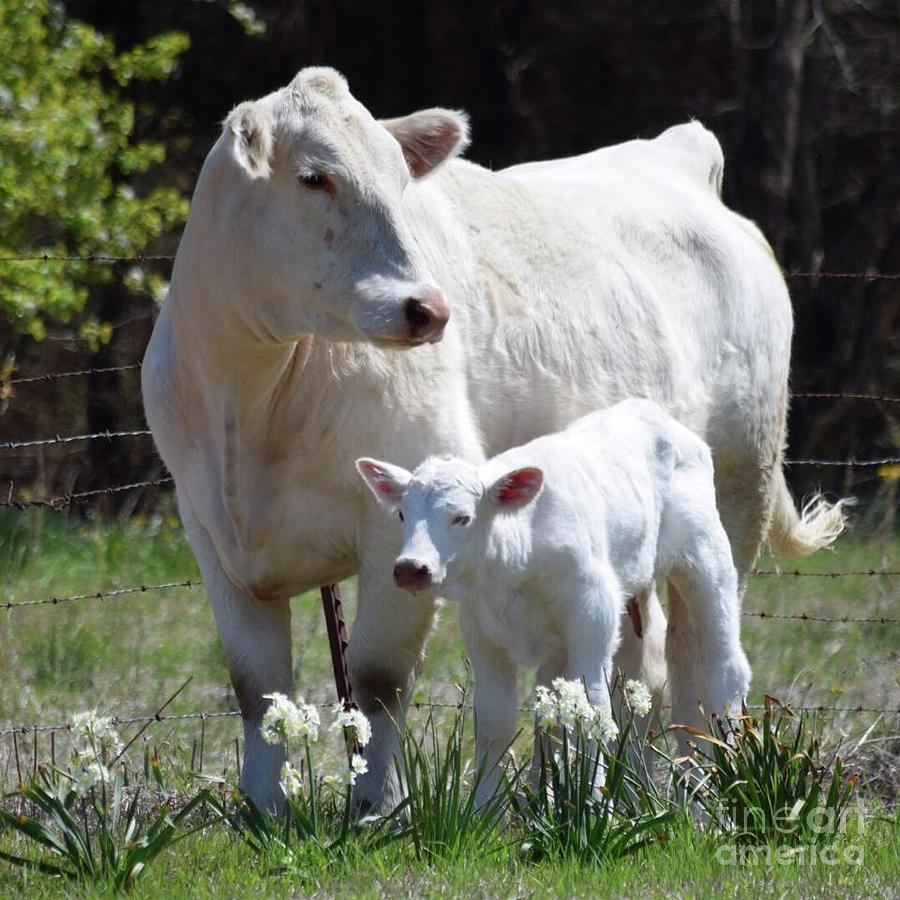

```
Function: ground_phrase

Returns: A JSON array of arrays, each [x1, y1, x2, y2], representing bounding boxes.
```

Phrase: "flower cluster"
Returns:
[[330, 704, 372, 748], [260, 693, 321, 745], [71, 710, 124, 758], [324, 753, 369, 788], [259, 695, 373, 798], [624, 679, 653, 716], [279, 761, 304, 800], [68, 710, 124, 796], [534, 678, 618, 742]]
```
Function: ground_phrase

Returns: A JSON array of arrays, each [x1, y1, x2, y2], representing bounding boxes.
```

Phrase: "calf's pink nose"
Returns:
[[393, 559, 433, 592]]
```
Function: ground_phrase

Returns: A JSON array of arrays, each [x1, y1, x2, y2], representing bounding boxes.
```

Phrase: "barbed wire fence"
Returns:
[[1, 259, 898, 782]]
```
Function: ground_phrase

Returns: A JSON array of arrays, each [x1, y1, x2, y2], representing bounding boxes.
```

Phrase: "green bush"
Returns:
[[0, 0, 189, 343]]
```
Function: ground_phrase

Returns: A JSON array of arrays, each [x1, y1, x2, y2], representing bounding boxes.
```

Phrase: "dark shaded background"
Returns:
[[2, 0, 898, 521]]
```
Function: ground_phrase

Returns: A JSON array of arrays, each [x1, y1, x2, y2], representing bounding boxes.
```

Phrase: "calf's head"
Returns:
[[208, 67, 468, 346], [356, 456, 544, 594]]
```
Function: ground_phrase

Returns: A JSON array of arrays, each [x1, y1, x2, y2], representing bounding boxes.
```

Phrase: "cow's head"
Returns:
[[209, 67, 468, 348], [356, 455, 544, 594]]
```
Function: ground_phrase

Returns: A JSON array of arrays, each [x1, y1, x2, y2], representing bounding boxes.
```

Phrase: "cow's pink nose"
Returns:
[[393, 559, 433, 592], [405, 289, 449, 344]]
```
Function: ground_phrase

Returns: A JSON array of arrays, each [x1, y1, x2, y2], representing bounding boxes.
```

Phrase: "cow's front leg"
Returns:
[[181, 507, 292, 814], [347, 562, 438, 815]]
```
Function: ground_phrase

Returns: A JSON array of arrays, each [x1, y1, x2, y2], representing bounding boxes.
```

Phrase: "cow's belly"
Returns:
[[471, 299, 706, 456]]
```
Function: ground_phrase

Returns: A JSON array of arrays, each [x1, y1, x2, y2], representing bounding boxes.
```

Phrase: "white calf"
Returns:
[[357, 399, 752, 803]]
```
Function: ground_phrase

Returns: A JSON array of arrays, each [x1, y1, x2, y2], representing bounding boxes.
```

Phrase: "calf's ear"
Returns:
[[380, 108, 470, 179], [487, 467, 544, 511], [356, 458, 411, 510], [225, 100, 274, 179]]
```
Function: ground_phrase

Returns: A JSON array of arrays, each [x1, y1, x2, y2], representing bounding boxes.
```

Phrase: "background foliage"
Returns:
[[0, 0, 188, 343], [0, 0, 897, 512]]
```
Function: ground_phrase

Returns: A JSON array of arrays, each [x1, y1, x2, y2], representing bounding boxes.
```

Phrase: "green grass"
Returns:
[[0, 511, 897, 895], [1, 811, 897, 898]]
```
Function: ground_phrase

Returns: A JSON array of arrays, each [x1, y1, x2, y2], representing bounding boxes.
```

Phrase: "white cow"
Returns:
[[357, 399, 752, 806], [142, 67, 846, 814]]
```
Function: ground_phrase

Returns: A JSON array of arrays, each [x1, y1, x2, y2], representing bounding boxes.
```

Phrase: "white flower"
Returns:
[[71, 710, 123, 759], [586, 707, 619, 742], [72, 710, 115, 740], [349, 753, 368, 786], [324, 753, 368, 789], [624, 679, 653, 717], [535, 680, 618, 741], [330, 704, 372, 747], [260, 693, 320, 745], [551, 678, 594, 728], [71, 759, 110, 796], [279, 761, 304, 799], [534, 685, 558, 728]]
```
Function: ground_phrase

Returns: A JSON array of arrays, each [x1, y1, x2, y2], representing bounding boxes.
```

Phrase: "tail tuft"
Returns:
[[768, 473, 854, 558]]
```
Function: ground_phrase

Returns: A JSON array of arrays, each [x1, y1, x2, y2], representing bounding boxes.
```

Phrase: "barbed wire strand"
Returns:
[[0, 254, 176, 263], [3, 448, 895, 511], [784, 455, 900, 467], [0, 363, 141, 388], [5, 577, 897, 619], [0, 429, 151, 451], [4, 369, 898, 409], [2, 426, 896, 466], [752, 569, 900, 578], [742, 610, 900, 624], [784, 271, 900, 280], [792, 391, 900, 404], [0, 709, 241, 737], [4, 580, 200, 611], [2, 699, 896, 738], [4, 254, 899, 280], [0, 477, 173, 510]]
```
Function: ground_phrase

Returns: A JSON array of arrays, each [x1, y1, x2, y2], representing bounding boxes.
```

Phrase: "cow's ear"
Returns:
[[380, 108, 470, 179], [487, 467, 544, 511], [225, 101, 274, 179], [356, 457, 411, 510]]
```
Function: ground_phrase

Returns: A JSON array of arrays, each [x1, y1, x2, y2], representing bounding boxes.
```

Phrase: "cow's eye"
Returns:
[[451, 514, 471, 527], [298, 172, 330, 191], [398, 510, 404, 522]]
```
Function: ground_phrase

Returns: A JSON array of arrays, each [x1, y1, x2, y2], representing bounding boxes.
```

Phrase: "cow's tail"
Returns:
[[767, 468, 852, 557]]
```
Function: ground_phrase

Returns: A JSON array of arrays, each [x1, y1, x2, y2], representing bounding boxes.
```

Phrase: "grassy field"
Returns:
[[0, 510, 897, 896]]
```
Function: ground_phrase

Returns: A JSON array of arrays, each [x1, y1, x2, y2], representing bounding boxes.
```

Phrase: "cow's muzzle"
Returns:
[[404, 289, 449, 344]]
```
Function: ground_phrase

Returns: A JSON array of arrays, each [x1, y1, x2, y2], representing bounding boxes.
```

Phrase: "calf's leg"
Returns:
[[460, 614, 519, 809], [562, 569, 622, 786], [529, 653, 566, 793], [662, 461, 752, 748]]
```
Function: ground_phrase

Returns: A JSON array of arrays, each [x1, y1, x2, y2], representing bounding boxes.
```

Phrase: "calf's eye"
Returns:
[[451, 514, 471, 527], [298, 172, 330, 191], [398, 511, 404, 522]]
